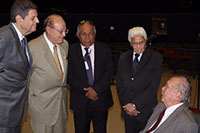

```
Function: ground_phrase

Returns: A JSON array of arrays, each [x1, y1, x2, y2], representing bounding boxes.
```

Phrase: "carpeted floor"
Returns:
[[21, 64, 199, 133]]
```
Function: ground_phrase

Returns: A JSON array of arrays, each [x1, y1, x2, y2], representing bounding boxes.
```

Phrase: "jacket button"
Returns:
[[131, 77, 134, 80]]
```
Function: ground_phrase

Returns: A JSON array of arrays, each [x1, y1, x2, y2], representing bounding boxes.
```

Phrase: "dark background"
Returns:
[[0, 0, 200, 44], [1, 0, 199, 13], [1, 0, 200, 95]]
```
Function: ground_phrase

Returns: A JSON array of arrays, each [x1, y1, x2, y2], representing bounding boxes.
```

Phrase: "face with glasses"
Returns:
[[77, 22, 96, 47], [130, 35, 146, 54], [46, 15, 67, 45]]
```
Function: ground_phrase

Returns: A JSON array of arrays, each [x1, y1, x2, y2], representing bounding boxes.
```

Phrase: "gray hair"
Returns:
[[76, 20, 96, 34], [128, 26, 147, 43], [174, 76, 192, 104]]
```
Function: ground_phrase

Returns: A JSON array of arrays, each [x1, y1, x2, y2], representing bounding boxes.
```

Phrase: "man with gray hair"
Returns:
[[140, 76, 198, 133], [117, 26, 163, 133]]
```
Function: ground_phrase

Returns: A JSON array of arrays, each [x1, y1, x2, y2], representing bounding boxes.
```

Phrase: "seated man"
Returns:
[[140, 75, 198, 133]]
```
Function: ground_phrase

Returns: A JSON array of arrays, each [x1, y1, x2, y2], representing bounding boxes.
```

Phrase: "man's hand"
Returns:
[[84, 87, 99, 101], [123, 103, 140, 116]]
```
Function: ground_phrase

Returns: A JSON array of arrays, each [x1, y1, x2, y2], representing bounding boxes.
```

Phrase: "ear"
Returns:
[[15, 15, 23, 23], [176, 90, 181, 99], [76, 33, 80, 39]]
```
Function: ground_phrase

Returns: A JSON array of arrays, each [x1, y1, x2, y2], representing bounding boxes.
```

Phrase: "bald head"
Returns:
[[43, 14, 67, 45], [43, 14, 65, 30]]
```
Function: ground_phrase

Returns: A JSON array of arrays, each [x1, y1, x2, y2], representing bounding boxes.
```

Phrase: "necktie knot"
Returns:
[[54, 45, 57, 51], [132, 53, 140, 72], [135, 53, 139, 62], [84, 47, 89, 56], [21, 38, 27, 51]]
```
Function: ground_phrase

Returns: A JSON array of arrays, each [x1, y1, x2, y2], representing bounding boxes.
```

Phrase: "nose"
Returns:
[[62, 32, 66, 37], [36, 17, 39, 23], [136, 44, 141, 48]]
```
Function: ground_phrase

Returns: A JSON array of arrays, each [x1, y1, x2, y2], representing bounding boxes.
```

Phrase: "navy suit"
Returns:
[[68, 42, 113, 133], [0, 23, 32, 129], [117, 48, 163, 132]]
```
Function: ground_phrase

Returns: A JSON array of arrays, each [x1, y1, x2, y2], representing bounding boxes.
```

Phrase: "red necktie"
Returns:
[[146, 109, 166, 133]]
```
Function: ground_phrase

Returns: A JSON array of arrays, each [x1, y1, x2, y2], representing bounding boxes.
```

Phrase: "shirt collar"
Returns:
[[12, 23, 24, 41]]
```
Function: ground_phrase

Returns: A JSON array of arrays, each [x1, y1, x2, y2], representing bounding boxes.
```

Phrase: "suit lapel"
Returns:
[[10, 24, 29, 71], [156, 104, 185, 131], [77, 43, 90, 82], [145, 103, 166, 130], [126, 50, 134, 77], [40, 36, 61, 77], [59, 45, 67, 83], [94, 44, 98, 81], [134, 48, 151, 74]]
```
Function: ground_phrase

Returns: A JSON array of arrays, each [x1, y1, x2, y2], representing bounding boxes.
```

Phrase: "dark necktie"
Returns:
[[21, 38, 31, 73], [84, 47, 94, 86], [146, 109, 166, 133], [21, 38, 27, 55], [132, 53, 139, 72]]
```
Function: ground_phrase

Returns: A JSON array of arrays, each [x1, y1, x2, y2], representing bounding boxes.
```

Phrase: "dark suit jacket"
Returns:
[[67, 42, 114, 112], [140, 102, 198, 133], [117, 48, 163, 124], [0, 23, 32, 127]]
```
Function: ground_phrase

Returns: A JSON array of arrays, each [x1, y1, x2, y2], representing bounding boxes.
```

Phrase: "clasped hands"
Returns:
[[123, 103, 140, 116], [84, 87, 99, 101]]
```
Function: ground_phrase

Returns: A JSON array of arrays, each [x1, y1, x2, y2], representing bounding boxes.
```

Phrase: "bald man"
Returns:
[[28, 14, 69, 133]]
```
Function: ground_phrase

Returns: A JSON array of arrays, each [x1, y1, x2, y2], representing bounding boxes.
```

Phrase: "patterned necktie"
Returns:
[[54, 45, 63, 79], [132, 53, 139, 72], [146, 109, 166, 133], [84, 47, 94, 86]]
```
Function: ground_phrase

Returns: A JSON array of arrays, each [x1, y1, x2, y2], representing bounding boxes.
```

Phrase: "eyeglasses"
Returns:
[[51, 27, 69, 34], [131, 41, 145, 45]]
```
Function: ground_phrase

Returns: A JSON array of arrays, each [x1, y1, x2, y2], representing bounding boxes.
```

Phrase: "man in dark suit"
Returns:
[[140, 76, 198, 133], [0, 0, 39, 132], [68, 20, 114, 133], [117, 26, 163, 133]]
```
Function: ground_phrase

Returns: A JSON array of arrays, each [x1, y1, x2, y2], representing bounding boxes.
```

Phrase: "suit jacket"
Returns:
[[28, 34, 68, 125], [117, 48, 163, 123], [67, 42, 114, 112], [0, 23, 32, 127], [140, 102, 198, 133]]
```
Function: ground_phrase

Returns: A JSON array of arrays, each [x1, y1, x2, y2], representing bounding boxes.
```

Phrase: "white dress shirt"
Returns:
[[132, 51, 143, 62], [44, 32, 64, 72], [149, 103, 184, 132], [12, 23, 31, 62]]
